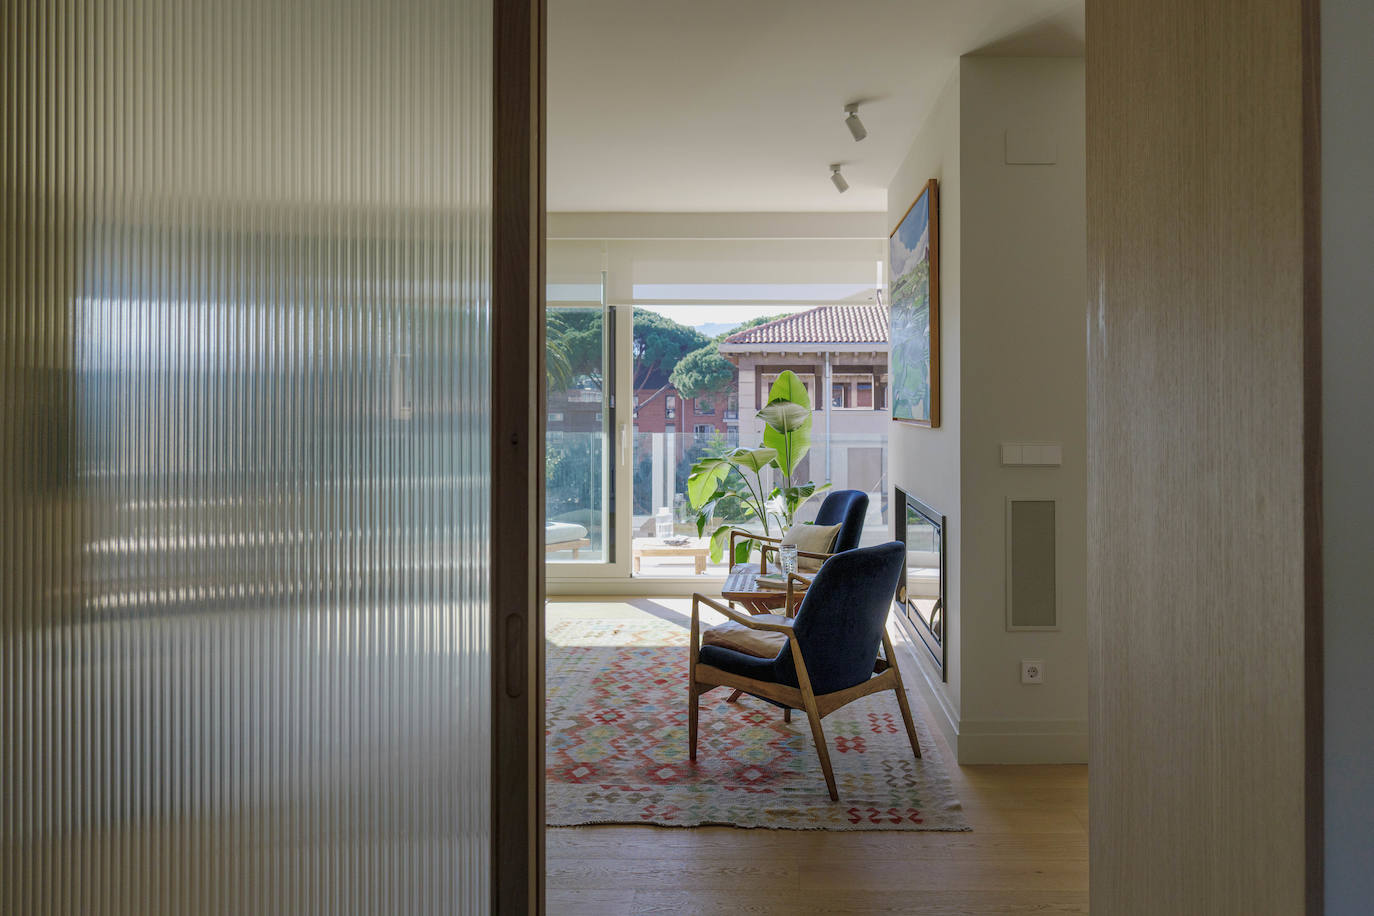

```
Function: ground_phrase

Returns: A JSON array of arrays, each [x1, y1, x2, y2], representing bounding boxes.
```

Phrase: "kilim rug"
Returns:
[[546, 616, 969, 831]]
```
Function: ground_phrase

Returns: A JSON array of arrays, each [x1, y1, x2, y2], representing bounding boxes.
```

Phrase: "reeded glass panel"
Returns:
[[1, 0, 492, 911]]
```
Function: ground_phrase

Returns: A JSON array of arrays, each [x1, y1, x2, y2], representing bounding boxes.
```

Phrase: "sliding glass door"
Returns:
[[544, 232, 892, 589], [546, 294, 631, 578]]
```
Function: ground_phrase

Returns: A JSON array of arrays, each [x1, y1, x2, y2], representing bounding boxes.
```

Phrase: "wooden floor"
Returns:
[[545, 599, 1089, 915]]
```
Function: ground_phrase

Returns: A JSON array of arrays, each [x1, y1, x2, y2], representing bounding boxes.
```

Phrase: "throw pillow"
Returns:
[[780, 522, 842, 571]]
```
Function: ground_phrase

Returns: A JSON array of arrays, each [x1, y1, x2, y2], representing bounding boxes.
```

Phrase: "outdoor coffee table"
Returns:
[[720, 563, 813, 616], [632, 537, 710, 575]]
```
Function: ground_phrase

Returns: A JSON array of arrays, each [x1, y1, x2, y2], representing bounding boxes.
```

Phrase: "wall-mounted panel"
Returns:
[[1007, 499, 1057, 630]]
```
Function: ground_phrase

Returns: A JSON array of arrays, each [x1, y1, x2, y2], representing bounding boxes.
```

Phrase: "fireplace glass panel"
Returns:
[[894, 488, 946, 679]]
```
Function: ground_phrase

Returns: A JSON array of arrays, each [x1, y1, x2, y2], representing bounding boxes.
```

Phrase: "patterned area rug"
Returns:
[[546, 616, 969, 831]]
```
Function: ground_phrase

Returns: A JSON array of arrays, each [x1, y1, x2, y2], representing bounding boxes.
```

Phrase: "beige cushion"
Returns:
[[702, 614, 791, 658], [781, 522, 842, 571]]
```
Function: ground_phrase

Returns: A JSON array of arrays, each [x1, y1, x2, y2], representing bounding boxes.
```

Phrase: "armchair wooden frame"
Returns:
[[726, 528, 835, 574], [689, 592, 923, 802]]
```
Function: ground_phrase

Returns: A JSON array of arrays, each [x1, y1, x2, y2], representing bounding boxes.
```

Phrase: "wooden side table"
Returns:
[[720, 563, 812, 615]]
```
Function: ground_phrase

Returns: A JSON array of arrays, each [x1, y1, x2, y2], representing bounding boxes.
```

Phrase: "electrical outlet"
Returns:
[[1021, 659, 1044, 684]]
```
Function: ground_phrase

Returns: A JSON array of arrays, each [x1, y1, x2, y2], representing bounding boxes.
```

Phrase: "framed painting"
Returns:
[[889, 179, 940, 427]]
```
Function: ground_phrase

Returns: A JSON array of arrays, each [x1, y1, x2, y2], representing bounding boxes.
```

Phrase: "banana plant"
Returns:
[[687, 447, 779, 564], [758, 371, 830, 527], [686, 370, 831, 565]]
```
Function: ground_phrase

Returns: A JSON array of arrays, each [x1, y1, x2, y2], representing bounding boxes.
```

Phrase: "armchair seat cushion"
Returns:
[[701, 614, 790, 658]]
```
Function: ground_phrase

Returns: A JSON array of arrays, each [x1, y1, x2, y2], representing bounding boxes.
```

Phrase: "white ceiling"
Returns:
[[549, 0, 1084, 213]]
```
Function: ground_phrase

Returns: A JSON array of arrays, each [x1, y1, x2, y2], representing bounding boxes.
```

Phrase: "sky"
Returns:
[[642, 303, 808, 331]]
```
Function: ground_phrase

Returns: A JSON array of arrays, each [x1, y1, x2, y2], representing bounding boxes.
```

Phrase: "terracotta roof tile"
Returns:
[[720, 305, 888, 347]]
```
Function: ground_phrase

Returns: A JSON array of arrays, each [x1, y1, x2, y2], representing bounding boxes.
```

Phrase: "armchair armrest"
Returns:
[[760, 543, 834, 562], [727, 528, 782, 572], [759, 542, 835, 576], [784, 572, 812, 618], [693, 592, 795, 633]]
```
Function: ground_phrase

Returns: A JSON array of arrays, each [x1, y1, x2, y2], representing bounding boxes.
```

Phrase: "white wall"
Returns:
[[1322, 0, 1374, 908], [887, 58, 1087, 763], [958, 57, 1088, 763], [887, 68, 964, 734]]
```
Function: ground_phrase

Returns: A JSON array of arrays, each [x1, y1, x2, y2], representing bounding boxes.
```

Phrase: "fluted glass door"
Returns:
[[1, 0, 495, 911]]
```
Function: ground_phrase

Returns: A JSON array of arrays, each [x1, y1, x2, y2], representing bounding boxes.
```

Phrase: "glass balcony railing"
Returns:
[[545, 429, 610, 563], [630, 429, 889, 577]]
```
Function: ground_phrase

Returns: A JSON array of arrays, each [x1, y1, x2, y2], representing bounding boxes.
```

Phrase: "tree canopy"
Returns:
[[546, 309, 604, 391], [669, 343, 734, 399], [632, 309, 709, 390], [666, 312, 795, 398], [551, 308, 801, 396]]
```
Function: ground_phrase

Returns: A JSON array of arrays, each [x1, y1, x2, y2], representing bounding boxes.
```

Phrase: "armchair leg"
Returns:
[[893, 683, 923, 761], [688, 682, 700, 761], [784, 708, 791, 724], [726, 689, 742, 704], [882, 630, 923, 761], [802, 703, 839, 802]]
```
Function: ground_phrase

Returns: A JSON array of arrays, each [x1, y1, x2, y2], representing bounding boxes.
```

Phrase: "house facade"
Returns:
[[718, 305, 890, 501]]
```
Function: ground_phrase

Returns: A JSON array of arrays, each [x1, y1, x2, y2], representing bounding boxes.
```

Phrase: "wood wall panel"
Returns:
[[1086, 0, 1316, 912]]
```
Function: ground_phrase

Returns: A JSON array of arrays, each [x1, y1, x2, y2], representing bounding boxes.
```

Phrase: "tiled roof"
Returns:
[[720, 305, 888, 347]]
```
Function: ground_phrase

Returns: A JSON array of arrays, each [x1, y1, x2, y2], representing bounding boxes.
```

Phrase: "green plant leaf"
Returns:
[[686, 455, 733, 508], [725, 447, 777, 473], [733, 537, 755, 566], [693, 497, 720, 536], [762, 418, 812, 476], [757, 399, 811, 433], [706, 523, 734, 564], [767, 369, 812, 409], [780, 482, 830, 517], [757, 370, 814, 478]]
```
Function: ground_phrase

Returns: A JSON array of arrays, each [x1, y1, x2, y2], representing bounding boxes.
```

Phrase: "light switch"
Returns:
[[1001, 442, 1062, 467], [1023, 444, 1063, 466]]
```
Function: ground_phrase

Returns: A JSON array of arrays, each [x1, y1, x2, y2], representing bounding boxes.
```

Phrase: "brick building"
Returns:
[[632, 368, 737, 438]]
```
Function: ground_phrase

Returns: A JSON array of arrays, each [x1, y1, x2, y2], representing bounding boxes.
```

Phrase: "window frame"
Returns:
[[830, 372, 876, 411]]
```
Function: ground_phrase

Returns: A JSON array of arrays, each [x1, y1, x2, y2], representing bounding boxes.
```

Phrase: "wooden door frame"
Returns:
[[492, 0, 545, 911], [1300, 0, 1323, 909]]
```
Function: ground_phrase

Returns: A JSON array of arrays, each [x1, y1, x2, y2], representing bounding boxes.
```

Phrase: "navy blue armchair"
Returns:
[[732, 488, 871, 573], [689, 541, 922, 801], [813, 489, 869, 553]]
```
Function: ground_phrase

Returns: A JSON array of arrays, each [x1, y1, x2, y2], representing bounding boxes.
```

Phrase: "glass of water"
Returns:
[[779, 543, 798, 576]]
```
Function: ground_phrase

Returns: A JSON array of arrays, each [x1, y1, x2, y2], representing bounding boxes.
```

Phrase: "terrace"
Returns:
[[546, 304, 893, 587]]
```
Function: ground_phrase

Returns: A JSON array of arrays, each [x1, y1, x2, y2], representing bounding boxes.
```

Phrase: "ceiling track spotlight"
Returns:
[[844, 102, 867, 142], [830, 163, 849, 193]]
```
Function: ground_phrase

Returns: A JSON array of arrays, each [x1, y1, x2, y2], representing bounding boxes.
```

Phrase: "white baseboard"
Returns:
[[889, 619, 961, 753], [890, 620, 1088, 765]]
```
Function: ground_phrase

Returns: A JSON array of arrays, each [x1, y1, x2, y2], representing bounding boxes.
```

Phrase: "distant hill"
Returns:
[[693, 322, 736, 337]]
